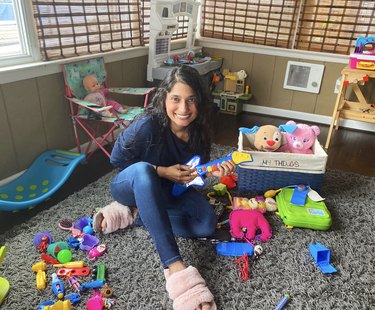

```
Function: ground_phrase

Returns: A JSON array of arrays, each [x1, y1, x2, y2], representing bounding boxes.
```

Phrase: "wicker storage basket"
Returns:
[[237, 130, 328, 193]]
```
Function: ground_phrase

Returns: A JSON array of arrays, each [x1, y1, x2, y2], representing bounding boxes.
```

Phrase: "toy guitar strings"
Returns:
[[172, 151, 253, 196]]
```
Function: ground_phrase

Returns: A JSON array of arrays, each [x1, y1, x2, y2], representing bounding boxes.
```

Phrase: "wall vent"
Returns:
[[283, 61, 325, 94]]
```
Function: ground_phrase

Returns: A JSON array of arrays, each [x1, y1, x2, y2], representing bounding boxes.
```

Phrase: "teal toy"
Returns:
[[0, 150, 85, 211]]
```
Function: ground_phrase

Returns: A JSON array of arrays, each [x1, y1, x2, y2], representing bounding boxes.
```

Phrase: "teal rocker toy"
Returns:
[[0, 150, 85, 211]]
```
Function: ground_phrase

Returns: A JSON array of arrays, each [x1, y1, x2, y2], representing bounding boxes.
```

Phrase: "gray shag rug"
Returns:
[[1, 144, 375, 310]]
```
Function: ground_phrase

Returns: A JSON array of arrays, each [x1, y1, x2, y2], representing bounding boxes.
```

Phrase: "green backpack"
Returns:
[[276, 187, 332, 230]]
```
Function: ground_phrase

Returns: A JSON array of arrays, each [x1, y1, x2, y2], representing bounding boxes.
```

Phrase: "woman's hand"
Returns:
[[157, 164, 198, 184], [207, 160, 236, 179]]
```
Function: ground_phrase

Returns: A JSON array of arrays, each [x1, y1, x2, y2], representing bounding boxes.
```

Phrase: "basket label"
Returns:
[[307, 208, 325, 216], [262, 159, 300, 168]]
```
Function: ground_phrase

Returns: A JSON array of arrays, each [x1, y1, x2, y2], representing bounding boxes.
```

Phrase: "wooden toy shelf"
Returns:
[[325, 66, 375, 149]]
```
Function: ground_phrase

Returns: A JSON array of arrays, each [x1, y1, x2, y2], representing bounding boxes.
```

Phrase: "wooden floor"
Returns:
[[0, 112, 373, 233]]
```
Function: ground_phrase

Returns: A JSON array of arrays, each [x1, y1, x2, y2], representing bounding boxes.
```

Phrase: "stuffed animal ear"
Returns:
[[239, 126, 259, 134], [311, 125, 320, 137]]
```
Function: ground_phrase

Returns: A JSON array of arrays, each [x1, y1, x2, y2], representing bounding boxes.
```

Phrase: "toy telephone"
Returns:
[[172, 151, 253, 196]]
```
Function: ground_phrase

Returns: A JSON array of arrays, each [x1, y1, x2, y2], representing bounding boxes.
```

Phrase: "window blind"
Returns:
[[32, 0, 147, 60], [201, 0, 375, 55], [31, 0, 190, 61]]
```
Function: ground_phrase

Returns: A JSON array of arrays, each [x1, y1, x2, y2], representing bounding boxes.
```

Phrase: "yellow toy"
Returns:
[[53, 261, 84, 268], [32, 261, 47, 290], [264, 188, 282, 198], [0, 246, 10, 305], [43, 300, 71, 310], [223, 69, 247, 94]]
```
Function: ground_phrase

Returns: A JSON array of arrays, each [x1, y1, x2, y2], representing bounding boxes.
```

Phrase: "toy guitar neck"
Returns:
[[172, 151, 253, 196]]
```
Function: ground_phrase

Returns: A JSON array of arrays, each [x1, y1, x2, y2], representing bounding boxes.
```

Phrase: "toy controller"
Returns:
[[172, 151, 253, 196]]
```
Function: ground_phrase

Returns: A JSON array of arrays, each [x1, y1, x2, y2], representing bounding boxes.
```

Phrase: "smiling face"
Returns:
[[165, 82, 198, 133], [254, 125, 282, 152]]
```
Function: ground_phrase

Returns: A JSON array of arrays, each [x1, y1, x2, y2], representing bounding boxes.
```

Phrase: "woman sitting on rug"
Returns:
[[93, 65, 235, 310]]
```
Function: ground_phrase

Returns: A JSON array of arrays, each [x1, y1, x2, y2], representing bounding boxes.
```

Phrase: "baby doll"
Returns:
[[83, 75, 128, 117]]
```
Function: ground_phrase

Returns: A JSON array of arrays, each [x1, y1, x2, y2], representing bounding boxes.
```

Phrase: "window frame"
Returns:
[[0, 0, 40, 68]]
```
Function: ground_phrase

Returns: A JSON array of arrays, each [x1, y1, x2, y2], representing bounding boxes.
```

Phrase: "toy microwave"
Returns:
[[349, 53, 375, 71], [350, 36, 375, 71]]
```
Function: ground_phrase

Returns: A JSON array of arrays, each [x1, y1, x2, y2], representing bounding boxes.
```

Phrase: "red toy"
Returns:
[[220, 173, 237, 190], [235, 253, 249, 281]]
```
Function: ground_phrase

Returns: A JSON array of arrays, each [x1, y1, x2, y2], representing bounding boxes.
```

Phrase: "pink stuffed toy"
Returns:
[[284, 120, 320, 154], [229, 209, 272, 242]]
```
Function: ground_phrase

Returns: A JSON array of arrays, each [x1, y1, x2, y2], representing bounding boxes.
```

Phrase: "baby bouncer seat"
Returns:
[[62, 57, 156, 159]]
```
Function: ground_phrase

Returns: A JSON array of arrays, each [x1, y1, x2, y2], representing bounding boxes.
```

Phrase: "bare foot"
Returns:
[[196, 303, 211, 310], [168, 260, 186, 275], [119, 107, 128, 114]]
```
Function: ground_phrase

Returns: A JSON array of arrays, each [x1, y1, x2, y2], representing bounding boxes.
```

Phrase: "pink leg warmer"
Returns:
[[164, 266, 217, 310], [93, 201, 134, 234]]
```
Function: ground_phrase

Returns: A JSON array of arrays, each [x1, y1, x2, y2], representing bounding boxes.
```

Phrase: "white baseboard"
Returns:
[[242, 104, 375, 133], [1, 110, 373, 186]]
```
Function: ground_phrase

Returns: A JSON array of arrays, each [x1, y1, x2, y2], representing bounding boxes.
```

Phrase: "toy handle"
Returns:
[[196, 151, 253, 176], [195, 154, 233, 176]]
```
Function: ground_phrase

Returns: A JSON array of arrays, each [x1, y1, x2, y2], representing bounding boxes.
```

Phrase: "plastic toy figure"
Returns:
[[51, 273, 65, 299], [66, 272, 81, 292], [83, 75, 128, 117], [33, 232, 53, 253], [88, 244, 106, 261]]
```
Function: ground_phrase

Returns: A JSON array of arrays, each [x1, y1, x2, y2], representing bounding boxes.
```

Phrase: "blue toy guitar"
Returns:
[[172, 151, 253, 196]]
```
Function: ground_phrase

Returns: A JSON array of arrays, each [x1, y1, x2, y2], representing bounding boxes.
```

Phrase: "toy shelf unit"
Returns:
[[147, 0, 222, 82], [213, 91, 252, 115], [325, 66, 375, 149], [213, 69, 252, 115]]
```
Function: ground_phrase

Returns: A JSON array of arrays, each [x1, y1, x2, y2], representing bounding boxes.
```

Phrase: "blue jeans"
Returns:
[[110, 162, 217, 268]]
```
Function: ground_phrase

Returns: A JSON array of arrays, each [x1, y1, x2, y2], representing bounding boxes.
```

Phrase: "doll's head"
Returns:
[[83, 75, 100, 93]]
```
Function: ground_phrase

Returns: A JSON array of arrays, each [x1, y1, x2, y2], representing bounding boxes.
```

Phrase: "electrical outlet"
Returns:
[[334, 77, 341, 94]]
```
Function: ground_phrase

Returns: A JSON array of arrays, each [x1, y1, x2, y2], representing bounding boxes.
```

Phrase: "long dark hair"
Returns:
[[145, 65, 214, 161]]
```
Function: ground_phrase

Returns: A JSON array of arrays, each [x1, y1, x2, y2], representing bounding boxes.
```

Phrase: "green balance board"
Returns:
[[0, 277, 9, 304], [0, 246, 9, 305]]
